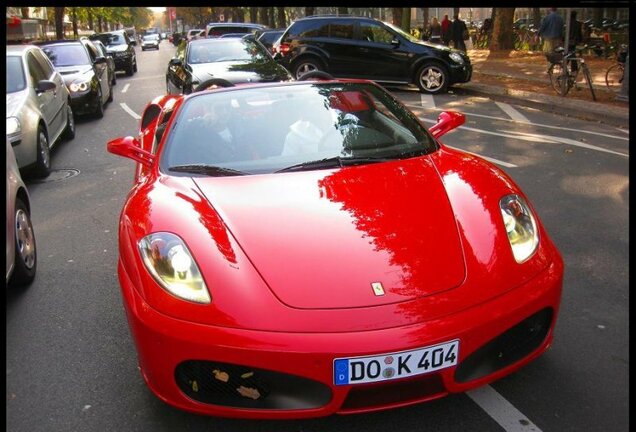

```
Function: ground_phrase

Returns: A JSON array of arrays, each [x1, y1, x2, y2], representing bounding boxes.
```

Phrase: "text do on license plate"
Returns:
[[334, 340, 459, 385]]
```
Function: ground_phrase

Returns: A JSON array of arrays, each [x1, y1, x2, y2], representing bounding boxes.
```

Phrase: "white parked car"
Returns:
[[6, 138, 37, 287], [6, 44, 75, 177]]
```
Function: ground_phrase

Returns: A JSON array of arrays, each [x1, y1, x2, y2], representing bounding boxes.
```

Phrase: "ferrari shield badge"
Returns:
[[371, 282, 385, 296]]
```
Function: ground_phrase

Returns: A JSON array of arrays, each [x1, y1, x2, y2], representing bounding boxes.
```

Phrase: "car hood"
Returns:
[[192, 157, 466, 310], [6, 90, 28, 117], [190, 61, 290, 84], [55, 65, 93, 81]]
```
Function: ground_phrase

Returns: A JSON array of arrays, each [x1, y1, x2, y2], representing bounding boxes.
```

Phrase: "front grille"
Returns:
[[340, 373, 447, 411], [454, 308, 553, 383], [175, 360, 332, 410]]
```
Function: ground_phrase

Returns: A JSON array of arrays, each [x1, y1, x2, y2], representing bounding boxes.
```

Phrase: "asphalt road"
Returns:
[[6, 41, 629, 432]]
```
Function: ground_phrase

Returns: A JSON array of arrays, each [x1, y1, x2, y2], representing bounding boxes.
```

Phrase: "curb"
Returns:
[[455, 81, 629, 128]]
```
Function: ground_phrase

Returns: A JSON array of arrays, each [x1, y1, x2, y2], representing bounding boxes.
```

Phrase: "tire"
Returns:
[[133, 57, 138, 73], [548, 63, 571, 96], [94, 88, 105, 118], [33, 126, 51, 178], [292, 58, 323, 80], [416, 63, 449, 94], [107, 81, 114, 102], [8, 197, 37, 287], [62, 103, 75, 141], [605, 63, 624, 89], [112, 70, 117, 86], [126, 60, 134, 76], [582, 65, 596, 101]]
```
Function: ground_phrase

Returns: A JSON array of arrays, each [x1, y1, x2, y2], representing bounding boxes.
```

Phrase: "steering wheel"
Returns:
[[193, 78, 235, 92], [297, 71, 335, 81]]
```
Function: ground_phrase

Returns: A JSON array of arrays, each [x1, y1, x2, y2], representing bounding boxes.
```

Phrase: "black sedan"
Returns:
[[37, 39, 112, 118], [166, 37, 292, 95]]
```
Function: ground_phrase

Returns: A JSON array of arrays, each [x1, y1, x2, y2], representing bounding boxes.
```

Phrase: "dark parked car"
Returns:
[[205, 22, 266, 38], [256, 29, 285, 54], [37, 39, 112, 118], [89, 30, 137, 76], [89, 38, 116, 86], [273, 15, 472, 94], [166, 37, 292, 95]]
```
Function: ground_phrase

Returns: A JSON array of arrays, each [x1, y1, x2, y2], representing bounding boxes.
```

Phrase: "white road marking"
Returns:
[[495, 102, 530, 123], [615, 127, 629, 134], [420, 94, 436, 109], [120, 103, 141, 120], [467, 385, 543, 432], [121, 83, 130, 93], [445, 146, 518, 168], [405, 102, 629, 142]]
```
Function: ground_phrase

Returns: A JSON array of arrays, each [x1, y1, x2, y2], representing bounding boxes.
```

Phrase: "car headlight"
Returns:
[[69, 80, 91, 93], [500, 194, 539, 263], [138, 232, 211, 304], [449, 52, 465, 65], [7, 117, 21, 135]]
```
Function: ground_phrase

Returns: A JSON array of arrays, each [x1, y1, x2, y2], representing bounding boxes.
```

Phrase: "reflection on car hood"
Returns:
[[192, 157, 466, 310], [6, 90, 28, 118], [190, 61, 289, 84], [106, 44, 129, 52]]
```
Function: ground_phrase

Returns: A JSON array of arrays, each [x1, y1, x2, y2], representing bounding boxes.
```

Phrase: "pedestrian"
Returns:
[[450, 14, 468, 51], [441, 14, 451, 46], [567, 10, 583, 72], [429, 17, 442, 44], [538, 8, 564, 53]]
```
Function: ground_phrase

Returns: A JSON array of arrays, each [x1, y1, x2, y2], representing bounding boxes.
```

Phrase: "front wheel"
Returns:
[[33, 126, 51, 178], [62, 104, 75, 140], [416, 63, 449, 94], [9, 197, 37, 287], [548, 63, 571, 96], [605, 63, 624, 89], [292, 59, 323, 80]]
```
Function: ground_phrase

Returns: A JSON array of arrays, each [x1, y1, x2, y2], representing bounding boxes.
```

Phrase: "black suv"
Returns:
[[273, 16, 472, 93], [89, 30, 137, 76]]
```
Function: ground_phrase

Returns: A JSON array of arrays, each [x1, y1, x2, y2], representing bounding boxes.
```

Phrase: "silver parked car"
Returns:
[[6, 138, 37, 287], [6, 44, 75, 178]]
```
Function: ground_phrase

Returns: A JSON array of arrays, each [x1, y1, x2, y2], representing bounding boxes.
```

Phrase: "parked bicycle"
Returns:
[[605, 44, 628, 89], [546, 46, 596, 101]]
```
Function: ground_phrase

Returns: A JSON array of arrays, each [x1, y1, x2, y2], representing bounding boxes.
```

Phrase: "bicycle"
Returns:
[[605, 44, 628, 89], [546, 46, 596, 101]]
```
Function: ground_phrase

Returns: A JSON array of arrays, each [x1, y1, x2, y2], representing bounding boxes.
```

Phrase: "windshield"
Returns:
[[160, 82, 436, 176], [40, 44, 90, 67], [143, 35, 159, 41], [187, 39, 269, 64], [6, 56, 26, 93], [384, 21, 420, 43], [93, 33, 126, 46]]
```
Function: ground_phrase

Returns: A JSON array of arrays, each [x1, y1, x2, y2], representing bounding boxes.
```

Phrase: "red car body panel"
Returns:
[[109, 83, 564, 418]]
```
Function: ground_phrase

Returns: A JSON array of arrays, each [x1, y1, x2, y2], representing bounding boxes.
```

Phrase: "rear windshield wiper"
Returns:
[[275, 156, 392, 173], [168, 164, 247, 176]]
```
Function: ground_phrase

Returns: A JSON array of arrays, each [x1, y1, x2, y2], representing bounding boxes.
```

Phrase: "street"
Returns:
[[6, 40, 629, 432]]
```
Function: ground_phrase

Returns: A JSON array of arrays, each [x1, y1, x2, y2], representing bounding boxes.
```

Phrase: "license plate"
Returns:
[[333, 339, 459, 385]]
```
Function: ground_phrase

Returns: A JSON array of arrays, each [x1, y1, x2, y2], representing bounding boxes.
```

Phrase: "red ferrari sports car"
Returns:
[[108, 77, 563, 419]]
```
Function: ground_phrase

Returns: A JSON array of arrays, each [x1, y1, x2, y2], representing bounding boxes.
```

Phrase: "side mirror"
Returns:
[[36, 80, 57, 94], [107, 136, 155, 167], [428, 111, 465, 138], [169, 58, 183, 66], [391, 38, 401, 46]]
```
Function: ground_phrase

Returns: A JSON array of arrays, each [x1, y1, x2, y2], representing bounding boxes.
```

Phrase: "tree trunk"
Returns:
[[392, 8, 402, 27], [421, 8, 429, 35], [249, 7, 257, 23], [55, 7, 65, 39], [592, 8, 602, 28], [268, 7, 276, 28], [532, 8, 541, 28], [490, 7, 515, 51], [87, 9, 93, 30], [338, 7, 348, 16], [401, 8, 410, 32], [305, 7, 315, 18], [72, 8, 79, 39], [453, 7, 460, 19], [21, 7, 30, 18], [277, 7, 286, 28]]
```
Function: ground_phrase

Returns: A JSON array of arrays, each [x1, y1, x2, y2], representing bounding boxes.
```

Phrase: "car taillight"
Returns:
[[277, 42, 291, 56]]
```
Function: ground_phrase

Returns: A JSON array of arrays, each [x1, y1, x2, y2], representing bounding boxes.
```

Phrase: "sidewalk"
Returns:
[[456, 49, 629, 128]]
